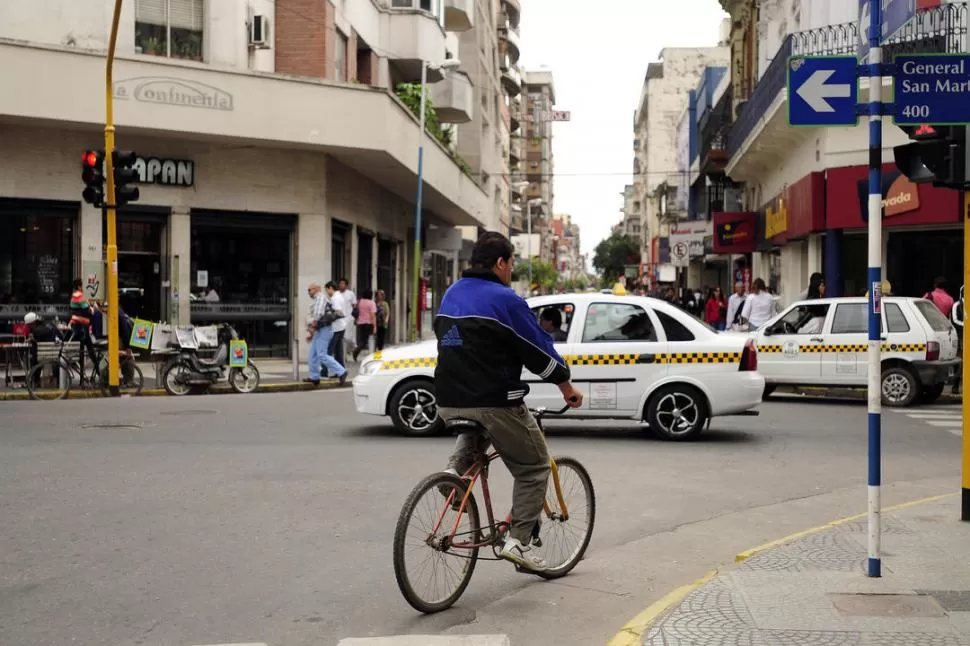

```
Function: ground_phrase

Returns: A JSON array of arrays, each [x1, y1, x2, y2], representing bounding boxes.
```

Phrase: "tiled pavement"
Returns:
[[644, 497, 970, 646]]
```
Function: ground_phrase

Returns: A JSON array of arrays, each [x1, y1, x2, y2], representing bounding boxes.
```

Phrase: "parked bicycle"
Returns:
[[26, 335, 143, 400], [392, 405, 596, 613]]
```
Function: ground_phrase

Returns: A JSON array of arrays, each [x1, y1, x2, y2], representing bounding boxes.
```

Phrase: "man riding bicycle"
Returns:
[[434, 232, 583, 573]]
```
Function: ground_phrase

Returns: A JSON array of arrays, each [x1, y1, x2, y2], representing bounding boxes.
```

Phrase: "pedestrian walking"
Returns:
[[328, 278, 353, 367], [726, 282, 746, 331], [68, 278, 96, 379], [923, 276, 955, 317], [375, 289, 390, 351], [305, 282, 347, 386], [352, 289, 378, 361], [704, 287, 727, 330], [739, 278, 776, 330]]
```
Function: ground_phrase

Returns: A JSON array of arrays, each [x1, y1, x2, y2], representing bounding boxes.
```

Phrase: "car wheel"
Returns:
[[646, 384, 709, 441], [918, 383, 945, 405], [389, 379, 445, 437], [881, 365, 919, 407]]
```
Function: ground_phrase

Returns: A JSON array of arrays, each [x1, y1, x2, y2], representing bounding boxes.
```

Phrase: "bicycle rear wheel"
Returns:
[[26, 359, 72, 400], [393, 472, 481, 613], [534, 456, 596, 579], [100, 362, 144, 396]]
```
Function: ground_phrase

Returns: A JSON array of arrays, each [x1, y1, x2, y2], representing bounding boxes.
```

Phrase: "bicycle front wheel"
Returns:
[[27, 359, 72, 401], [393, 472, 481, 614], [534, 455, 596, 580]]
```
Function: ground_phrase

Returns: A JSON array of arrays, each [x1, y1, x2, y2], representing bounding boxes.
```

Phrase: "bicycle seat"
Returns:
[[445, 418, 486, 434]]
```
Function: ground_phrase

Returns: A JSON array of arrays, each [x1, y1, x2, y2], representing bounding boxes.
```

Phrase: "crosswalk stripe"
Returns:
[[926, 420, 962, 427]]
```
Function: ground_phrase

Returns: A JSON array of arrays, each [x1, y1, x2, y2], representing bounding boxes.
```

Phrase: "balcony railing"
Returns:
[[698, 85, 732, 171], [727, 2, 967, 158]]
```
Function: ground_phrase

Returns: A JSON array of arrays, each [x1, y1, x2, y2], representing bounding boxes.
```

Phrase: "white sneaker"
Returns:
[[438, 468, 465, 510], [500, 537, 547, 572]]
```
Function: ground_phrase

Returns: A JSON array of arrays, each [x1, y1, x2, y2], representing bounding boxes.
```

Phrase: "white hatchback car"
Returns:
[[352, 293, 764, 440], [747, 296, 959, 407]]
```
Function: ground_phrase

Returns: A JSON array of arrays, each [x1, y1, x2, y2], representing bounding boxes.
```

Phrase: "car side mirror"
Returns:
[[762, 326, 773, 336]]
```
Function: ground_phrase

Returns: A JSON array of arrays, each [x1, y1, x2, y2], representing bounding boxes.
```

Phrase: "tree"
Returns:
[[592, 233, 640, 285], [513, 258, 558, 293]]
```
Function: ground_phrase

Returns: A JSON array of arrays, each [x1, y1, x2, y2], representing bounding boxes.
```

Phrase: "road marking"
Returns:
[[890, 406, 962, 436], [336, 637, 510, 645], [607, 492, 958, 646]]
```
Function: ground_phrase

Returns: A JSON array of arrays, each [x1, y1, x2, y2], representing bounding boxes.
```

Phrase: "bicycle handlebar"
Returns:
[[530, 404, 572, 419]]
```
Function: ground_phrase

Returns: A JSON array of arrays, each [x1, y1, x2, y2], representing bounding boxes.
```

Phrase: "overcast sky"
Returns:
[[517, 0, 728, 259]]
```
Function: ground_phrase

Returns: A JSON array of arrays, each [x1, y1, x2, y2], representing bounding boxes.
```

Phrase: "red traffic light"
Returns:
[[82, 150, 101, 167], [914, 124, 938, 139]]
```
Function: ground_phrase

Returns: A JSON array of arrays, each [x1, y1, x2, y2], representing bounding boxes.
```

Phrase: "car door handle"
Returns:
[[809, 337, 824, 343]]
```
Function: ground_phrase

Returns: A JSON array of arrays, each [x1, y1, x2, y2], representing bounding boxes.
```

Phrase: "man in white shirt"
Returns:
[[725, 282, 746, 330], [329, 281, 350, 367], [336, 278, 357, 363]]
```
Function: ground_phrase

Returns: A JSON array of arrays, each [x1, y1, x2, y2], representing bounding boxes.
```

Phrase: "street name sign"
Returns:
[[788, 56, 860, 127], [859, 0, 918, 62], [893, 54, 970, 125]]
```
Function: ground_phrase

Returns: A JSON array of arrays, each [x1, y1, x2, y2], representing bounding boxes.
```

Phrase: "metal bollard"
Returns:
[[292, 337, 299, 381]]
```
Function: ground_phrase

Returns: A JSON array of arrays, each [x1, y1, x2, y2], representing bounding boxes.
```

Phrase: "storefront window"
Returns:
[[0, 203, 76, 328], [190, 219, 292, 357]]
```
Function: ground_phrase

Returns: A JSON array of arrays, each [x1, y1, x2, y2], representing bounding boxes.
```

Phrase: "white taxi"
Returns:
[[749, 296, 960, 406], [353, 293, 764, 440]]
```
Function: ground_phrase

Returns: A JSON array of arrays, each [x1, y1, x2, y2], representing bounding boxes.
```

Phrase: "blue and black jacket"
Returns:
[[433, 269, 570, 408]]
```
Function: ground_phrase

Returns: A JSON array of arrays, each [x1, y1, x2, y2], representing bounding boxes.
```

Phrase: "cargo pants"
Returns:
[[437, 404, 550, 545]]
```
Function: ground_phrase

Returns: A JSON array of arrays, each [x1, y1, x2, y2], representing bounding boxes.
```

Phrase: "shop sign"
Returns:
[[827, 162, 960, 228], [133, 157, 195, 187], [713, 212, 757, 254], [114, 76, 234, 111], [854, 168, 921, 221], [765, 199, 788, 240], [669, 220, 709, 267]]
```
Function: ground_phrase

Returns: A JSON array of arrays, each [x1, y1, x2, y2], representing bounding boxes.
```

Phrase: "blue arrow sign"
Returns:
[[894, 53, 970, 125], [859, 0, 917, 62], [788, 56, 860, 127]]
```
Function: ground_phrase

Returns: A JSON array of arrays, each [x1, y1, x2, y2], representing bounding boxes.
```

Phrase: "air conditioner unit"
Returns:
[[250, 14, 269, 48]]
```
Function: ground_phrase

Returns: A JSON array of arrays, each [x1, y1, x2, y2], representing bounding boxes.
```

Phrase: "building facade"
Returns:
[[632, 45, 730, 288], [522, 68, 556, 261], [713, 0, 966, 303], [0, 0, 500, 358]]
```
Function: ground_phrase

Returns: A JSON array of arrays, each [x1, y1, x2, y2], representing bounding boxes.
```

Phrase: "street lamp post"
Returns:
[[410, 58, 461, 342]]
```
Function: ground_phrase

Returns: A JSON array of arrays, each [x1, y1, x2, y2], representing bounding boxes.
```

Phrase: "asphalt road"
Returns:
[[0, 391, 963, 646]]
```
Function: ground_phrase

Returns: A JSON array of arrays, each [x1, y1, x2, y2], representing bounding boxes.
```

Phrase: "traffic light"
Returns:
[[894, 125, 968, 189], [112, 150, 140, 207], [81, 150, 105, 207]]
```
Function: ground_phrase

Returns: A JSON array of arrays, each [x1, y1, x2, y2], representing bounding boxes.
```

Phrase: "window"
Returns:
[[830, 303, 867, 334], [885, 303, 910, 333], [135, 0, 204, 61], [531, 303, 574, 343], [656, 310, 695, 341], [335, 30, 348, 82], [915, 300, 953, 332], [769, 304, 831, 334], [582, 303, 657, 343]]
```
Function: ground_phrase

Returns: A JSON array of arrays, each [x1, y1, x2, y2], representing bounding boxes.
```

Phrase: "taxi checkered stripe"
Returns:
[[379, 352, 743, 370], [757, 343, 926, 353], [381, 357, 437, 370]]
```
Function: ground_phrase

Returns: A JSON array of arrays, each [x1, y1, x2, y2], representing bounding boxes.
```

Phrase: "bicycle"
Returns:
[[392, 405, 596, 614], [26, 335, 144, 400]]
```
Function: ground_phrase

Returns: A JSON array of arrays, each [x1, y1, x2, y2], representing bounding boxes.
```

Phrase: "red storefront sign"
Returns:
[[825, 163, 960, 229], [760, 172, 825, 246], [713, 212, 757, 253]]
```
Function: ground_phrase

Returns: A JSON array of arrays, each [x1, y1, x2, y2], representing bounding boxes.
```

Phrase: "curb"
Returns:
[[0, 380, 349, 401], [607, 491, 958, 646], [775, 385, 961, 404]]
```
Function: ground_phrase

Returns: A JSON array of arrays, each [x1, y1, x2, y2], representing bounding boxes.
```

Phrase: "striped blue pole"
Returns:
[[866, 0, 883, 579]]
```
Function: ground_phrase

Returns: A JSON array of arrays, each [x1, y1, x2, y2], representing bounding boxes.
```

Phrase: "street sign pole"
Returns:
[[964, 184, 970, 522], [865, 0, 883, 579]]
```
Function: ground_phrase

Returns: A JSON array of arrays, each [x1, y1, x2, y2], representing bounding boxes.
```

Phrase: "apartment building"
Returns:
[[713, 0, 964, 302], [551, 213, 584, 281], [522, 68, 556, 261], [0, 0, 494, 358], [632, 46, 729, 288], [619, 184, 642, 239]]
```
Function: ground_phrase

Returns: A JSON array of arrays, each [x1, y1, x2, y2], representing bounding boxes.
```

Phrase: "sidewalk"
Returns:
[[639, 496, 970, 645]]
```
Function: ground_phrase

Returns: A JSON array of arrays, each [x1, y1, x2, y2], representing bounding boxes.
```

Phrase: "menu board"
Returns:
[[37, 255, 58, 296]]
